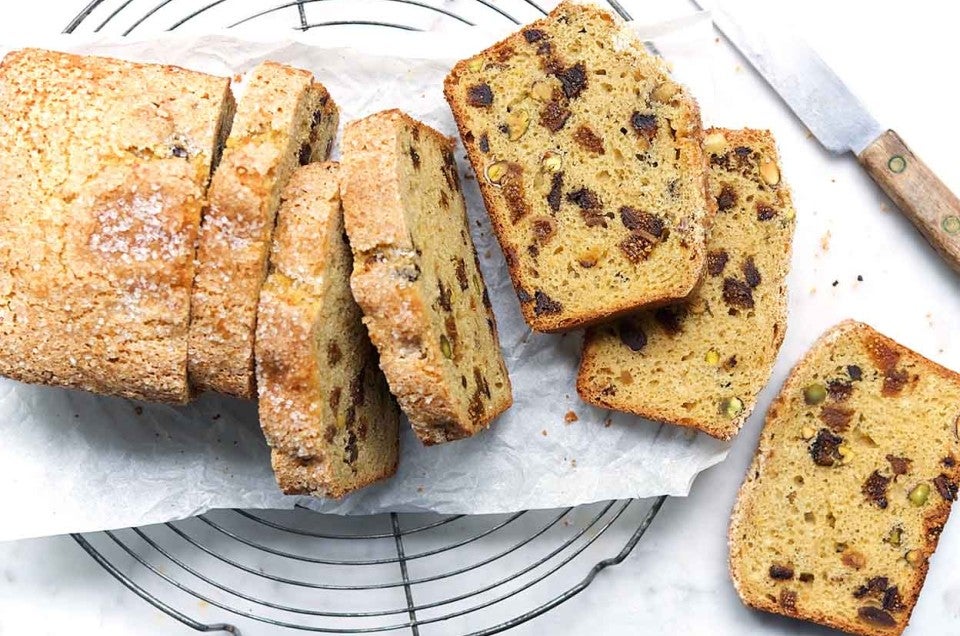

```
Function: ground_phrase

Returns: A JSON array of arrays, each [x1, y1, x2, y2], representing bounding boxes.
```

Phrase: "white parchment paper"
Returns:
[[0, 14, 731, 542]]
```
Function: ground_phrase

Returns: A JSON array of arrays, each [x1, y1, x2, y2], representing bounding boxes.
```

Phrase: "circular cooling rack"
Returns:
[[65, 1, 665, 634]]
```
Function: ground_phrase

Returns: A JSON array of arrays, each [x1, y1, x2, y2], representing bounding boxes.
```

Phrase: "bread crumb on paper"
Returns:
[[564, 410, 578, 423], [820, 231, 831, 253]]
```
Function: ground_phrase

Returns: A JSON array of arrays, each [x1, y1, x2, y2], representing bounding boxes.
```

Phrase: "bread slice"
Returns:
[[340, 110, 512, 445], [729, 321, 960, 635], [577, 129, 795, 440], [444, 1, 711, 332], [255, 163, 399, 498], [0, 48, 233, 403], [189, 61, 339, 399]]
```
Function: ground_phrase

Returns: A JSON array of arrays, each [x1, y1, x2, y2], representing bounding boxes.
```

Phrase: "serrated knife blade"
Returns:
[[693, 0, 960, 274]]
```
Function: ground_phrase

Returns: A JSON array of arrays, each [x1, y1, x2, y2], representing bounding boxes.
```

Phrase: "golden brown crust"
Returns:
[[341, 110, 512, 445], [577, 128, 795, 440], [0, 48, 232, 403], [189, 61, 339, 399], [444, 1, 710, 333], [256, 163, 399, 498], [729, 320, 960, 636]]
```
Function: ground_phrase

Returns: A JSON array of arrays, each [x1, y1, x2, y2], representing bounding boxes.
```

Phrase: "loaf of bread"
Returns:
[[189, 61, 339, 399], [256, 163, 399, 497], [340, 109, 512, 445], [729, 321, 960, 635], [444, 1, 712, 332], [0, 48, 234, 403], [577, 129, 795, 440]]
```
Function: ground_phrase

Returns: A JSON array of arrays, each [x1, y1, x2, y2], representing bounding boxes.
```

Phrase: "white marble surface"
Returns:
[[1, 0, 959, 634]]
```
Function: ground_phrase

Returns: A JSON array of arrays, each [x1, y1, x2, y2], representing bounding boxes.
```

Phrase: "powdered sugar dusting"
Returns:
[[89, 191, 187, 264]]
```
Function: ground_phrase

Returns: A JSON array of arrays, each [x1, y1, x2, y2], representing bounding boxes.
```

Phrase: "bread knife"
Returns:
[[691, 0, 960, 274]]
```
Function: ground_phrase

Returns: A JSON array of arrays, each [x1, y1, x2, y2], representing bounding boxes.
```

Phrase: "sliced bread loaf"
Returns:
[[256, 162, 399, 498], [729, 321, 960, 635], [340, 109, 512, 445], [577, 129, 795, 440], [190, 61, 339, 399], [0, 48, 234, 403], [444, 1, 712, 332]]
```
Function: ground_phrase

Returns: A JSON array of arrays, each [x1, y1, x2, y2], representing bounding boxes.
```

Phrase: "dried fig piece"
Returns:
[[858, 607, 895, 627], [819, 405, 854, 432], [554, 62, 587, 99], [547, 172, 564, 212], [934, 474, 958, 501], [533, 290, 562, 316], [574, 125, 605, 154], [863, 471, 891, 509], [618, 320, 647, 352], [707, 250, 729, 276], [886, 454, 912, 476], [809, 428, 843, 466], [716, 185, 737, 211], [467, 83, 494, 107], [722, 278, 755, 309]]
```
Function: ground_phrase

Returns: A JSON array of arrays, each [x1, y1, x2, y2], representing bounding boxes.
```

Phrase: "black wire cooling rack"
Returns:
[[63, 2, 667, 634]]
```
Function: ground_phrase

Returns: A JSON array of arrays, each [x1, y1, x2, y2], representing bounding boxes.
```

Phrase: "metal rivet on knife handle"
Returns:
[[887, 155, 907, 174], [858, 130, 960, 274]]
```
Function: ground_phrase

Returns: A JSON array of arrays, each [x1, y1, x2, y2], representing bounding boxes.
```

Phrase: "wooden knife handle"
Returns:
[[858, 129, 960, 274]]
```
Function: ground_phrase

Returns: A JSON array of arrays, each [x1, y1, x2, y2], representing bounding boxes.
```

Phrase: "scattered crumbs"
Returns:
[[857, 274, 863, 282], [715, 37, 720, 44], [475, 220, 482, 227], [563, 519, 571, 526], [464, 174, 475, 181], [734, 64, 742, 73], [212, 413, 221, 420], [542, 429, 548, 436], [417, 486, 425, 493], [571, 459, 577, 468], [926, 312, 934, 327], [820, 231, 831, 253], [831, 178, 836, 183], [832, 280, 839, 287], [809, 286, 817, 295], [484, 250, 492, 259], [880, 201, 890, 213], [564, 410, 579, 424], [233, 441, 239, 446], [604, 417, 613, 428], [134, 405, 143, 415], [74, 413, 79, 418], [805, 130, 814, 140]]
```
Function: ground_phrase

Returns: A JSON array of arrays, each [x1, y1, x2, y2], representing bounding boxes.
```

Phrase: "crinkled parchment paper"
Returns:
[[0, 13, 730, 542]]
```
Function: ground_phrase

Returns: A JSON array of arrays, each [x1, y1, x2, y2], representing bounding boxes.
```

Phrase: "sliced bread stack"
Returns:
[[444, 1, 712, 333], [577, 128, 796, 440], [256, 163, 399, 498], [189, 61, 339, 399]]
